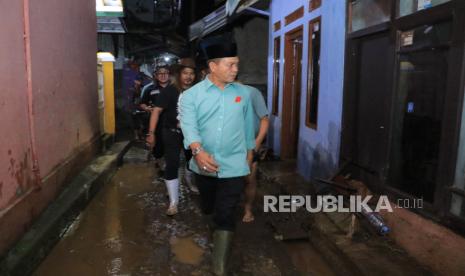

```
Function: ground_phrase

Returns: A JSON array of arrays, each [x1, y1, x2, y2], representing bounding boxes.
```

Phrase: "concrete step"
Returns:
[[257, 160, 433, 276]]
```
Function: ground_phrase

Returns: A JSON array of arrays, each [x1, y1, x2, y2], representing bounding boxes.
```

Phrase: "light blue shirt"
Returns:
[[179, 76, 256, 178], [246, 85, 269, 136]]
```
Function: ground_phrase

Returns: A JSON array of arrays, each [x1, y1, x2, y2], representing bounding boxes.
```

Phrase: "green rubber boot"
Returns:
[[212, 230, 234, 276]]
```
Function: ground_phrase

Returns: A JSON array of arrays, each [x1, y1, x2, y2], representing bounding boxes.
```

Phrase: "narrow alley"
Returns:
[[32, 144, 332, 276]]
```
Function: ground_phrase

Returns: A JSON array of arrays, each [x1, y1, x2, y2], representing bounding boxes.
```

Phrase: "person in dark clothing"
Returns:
[[132, 71, 152, 140], [140, 66, 170, 109], [146, 58, 197, 216], [122, 60, 146, 140], [140, 66, 170, 167]]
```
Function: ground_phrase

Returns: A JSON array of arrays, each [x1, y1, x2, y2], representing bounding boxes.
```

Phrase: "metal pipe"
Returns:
[[245, 7, 270, 17], [23, 0, 42, 190]]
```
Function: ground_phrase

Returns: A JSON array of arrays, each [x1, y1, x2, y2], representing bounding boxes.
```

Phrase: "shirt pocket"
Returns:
[[229, 94, 245, 112]]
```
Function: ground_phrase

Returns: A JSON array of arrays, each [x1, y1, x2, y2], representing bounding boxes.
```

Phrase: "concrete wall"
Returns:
[[29, 0, 99, 175], [267, 0, 346, 180], [0, 0, 98, 255], [235, 16, 269, 86], [0, 0, 35, 211]]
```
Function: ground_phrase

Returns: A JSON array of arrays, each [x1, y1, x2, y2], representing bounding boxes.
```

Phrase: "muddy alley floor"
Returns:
[[33, 147, 333, 276]]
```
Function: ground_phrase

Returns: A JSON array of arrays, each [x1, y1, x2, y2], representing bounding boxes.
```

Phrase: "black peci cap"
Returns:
[[204, 43, 237, 59], [199, 33, 237, 60]]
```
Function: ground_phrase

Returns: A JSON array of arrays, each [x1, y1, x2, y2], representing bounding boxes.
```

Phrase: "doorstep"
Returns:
[[257, 160, 432, 276]]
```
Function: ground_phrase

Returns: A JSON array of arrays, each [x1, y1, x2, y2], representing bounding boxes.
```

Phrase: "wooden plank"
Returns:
[[309, 0, 321, 12], [285, 6, 304, 26], [274, 20, 281, 31]]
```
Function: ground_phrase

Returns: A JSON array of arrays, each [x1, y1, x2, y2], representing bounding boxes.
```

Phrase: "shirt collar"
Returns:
[[204, 75, 236, 91], [204, 75, 215, 89], [156, 82, 169, 89]]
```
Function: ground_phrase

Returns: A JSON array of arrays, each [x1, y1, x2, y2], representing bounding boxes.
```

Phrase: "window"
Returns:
[[389, 21, 452, 203], [398, 0, 451, 17], [306, 18, 321, 129], [399, 22, 451, 49], [348, 0, 391, 32], [389, 53, 448, 202], [272, 37, 281, 115], [285, 6, 304, 26], [274, 21, 281, 32], [309, 0, 321, 12]]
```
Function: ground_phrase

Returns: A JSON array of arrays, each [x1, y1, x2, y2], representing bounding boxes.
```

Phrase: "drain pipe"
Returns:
[[23, 0, 42, 190], [245, 7, 270, 17]]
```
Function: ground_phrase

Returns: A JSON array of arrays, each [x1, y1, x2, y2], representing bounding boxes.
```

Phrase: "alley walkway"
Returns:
[[32, 144, 333, 276]]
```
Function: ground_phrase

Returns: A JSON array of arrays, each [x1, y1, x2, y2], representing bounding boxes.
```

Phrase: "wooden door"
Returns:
[[281, 26, 303, 159]]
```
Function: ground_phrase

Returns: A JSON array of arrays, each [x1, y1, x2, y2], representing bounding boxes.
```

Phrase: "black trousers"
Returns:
[[162, 128, 192, 180], [152, 123, 164, 159], [195, 174, 245, 231]]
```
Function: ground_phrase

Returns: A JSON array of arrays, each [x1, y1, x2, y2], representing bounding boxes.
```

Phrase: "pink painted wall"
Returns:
[[29, 0, 99, 175], [0, 0, 98, 254], [0, 1, 36, 211]]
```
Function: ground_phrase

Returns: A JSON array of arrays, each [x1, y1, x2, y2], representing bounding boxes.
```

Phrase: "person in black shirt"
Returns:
[[140, 66, 170, 109], [140, 66, 170, 167], [146, 58, 197, 216]]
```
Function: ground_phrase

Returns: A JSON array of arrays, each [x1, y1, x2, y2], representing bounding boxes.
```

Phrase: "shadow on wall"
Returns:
[[299, 121, 341, 186]]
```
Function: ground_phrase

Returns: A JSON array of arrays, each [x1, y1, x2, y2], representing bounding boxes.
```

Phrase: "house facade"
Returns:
[[267, 0, 346, 181], [341, 1, 465, 274], [268, 0, 465, 274]]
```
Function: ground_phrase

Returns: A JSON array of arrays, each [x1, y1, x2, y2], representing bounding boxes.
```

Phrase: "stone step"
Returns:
[[257, 160, 433, 276]]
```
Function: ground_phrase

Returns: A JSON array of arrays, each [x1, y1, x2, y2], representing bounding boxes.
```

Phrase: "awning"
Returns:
[[97, 17, 127, 34], [189, 0, 270, 41], [96, 0, 126, 33], [96, 0, 124, 17]]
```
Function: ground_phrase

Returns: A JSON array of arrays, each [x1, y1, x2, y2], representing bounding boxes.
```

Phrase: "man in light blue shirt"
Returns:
[[180, 78, 256, 177], [179, 38, 255, 275]]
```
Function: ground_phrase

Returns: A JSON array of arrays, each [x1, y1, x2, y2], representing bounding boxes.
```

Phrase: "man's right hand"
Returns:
[[194, 151, 219, 173]]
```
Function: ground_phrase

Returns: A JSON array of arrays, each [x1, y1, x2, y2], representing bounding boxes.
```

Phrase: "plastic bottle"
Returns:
[[361, 207, 390, 235]]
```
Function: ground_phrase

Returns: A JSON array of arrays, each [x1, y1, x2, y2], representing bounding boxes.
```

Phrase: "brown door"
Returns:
[[281, 26, 303, 159]]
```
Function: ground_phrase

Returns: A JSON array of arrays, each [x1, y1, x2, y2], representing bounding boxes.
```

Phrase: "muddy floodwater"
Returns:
[[33, 150, 333, 275]]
